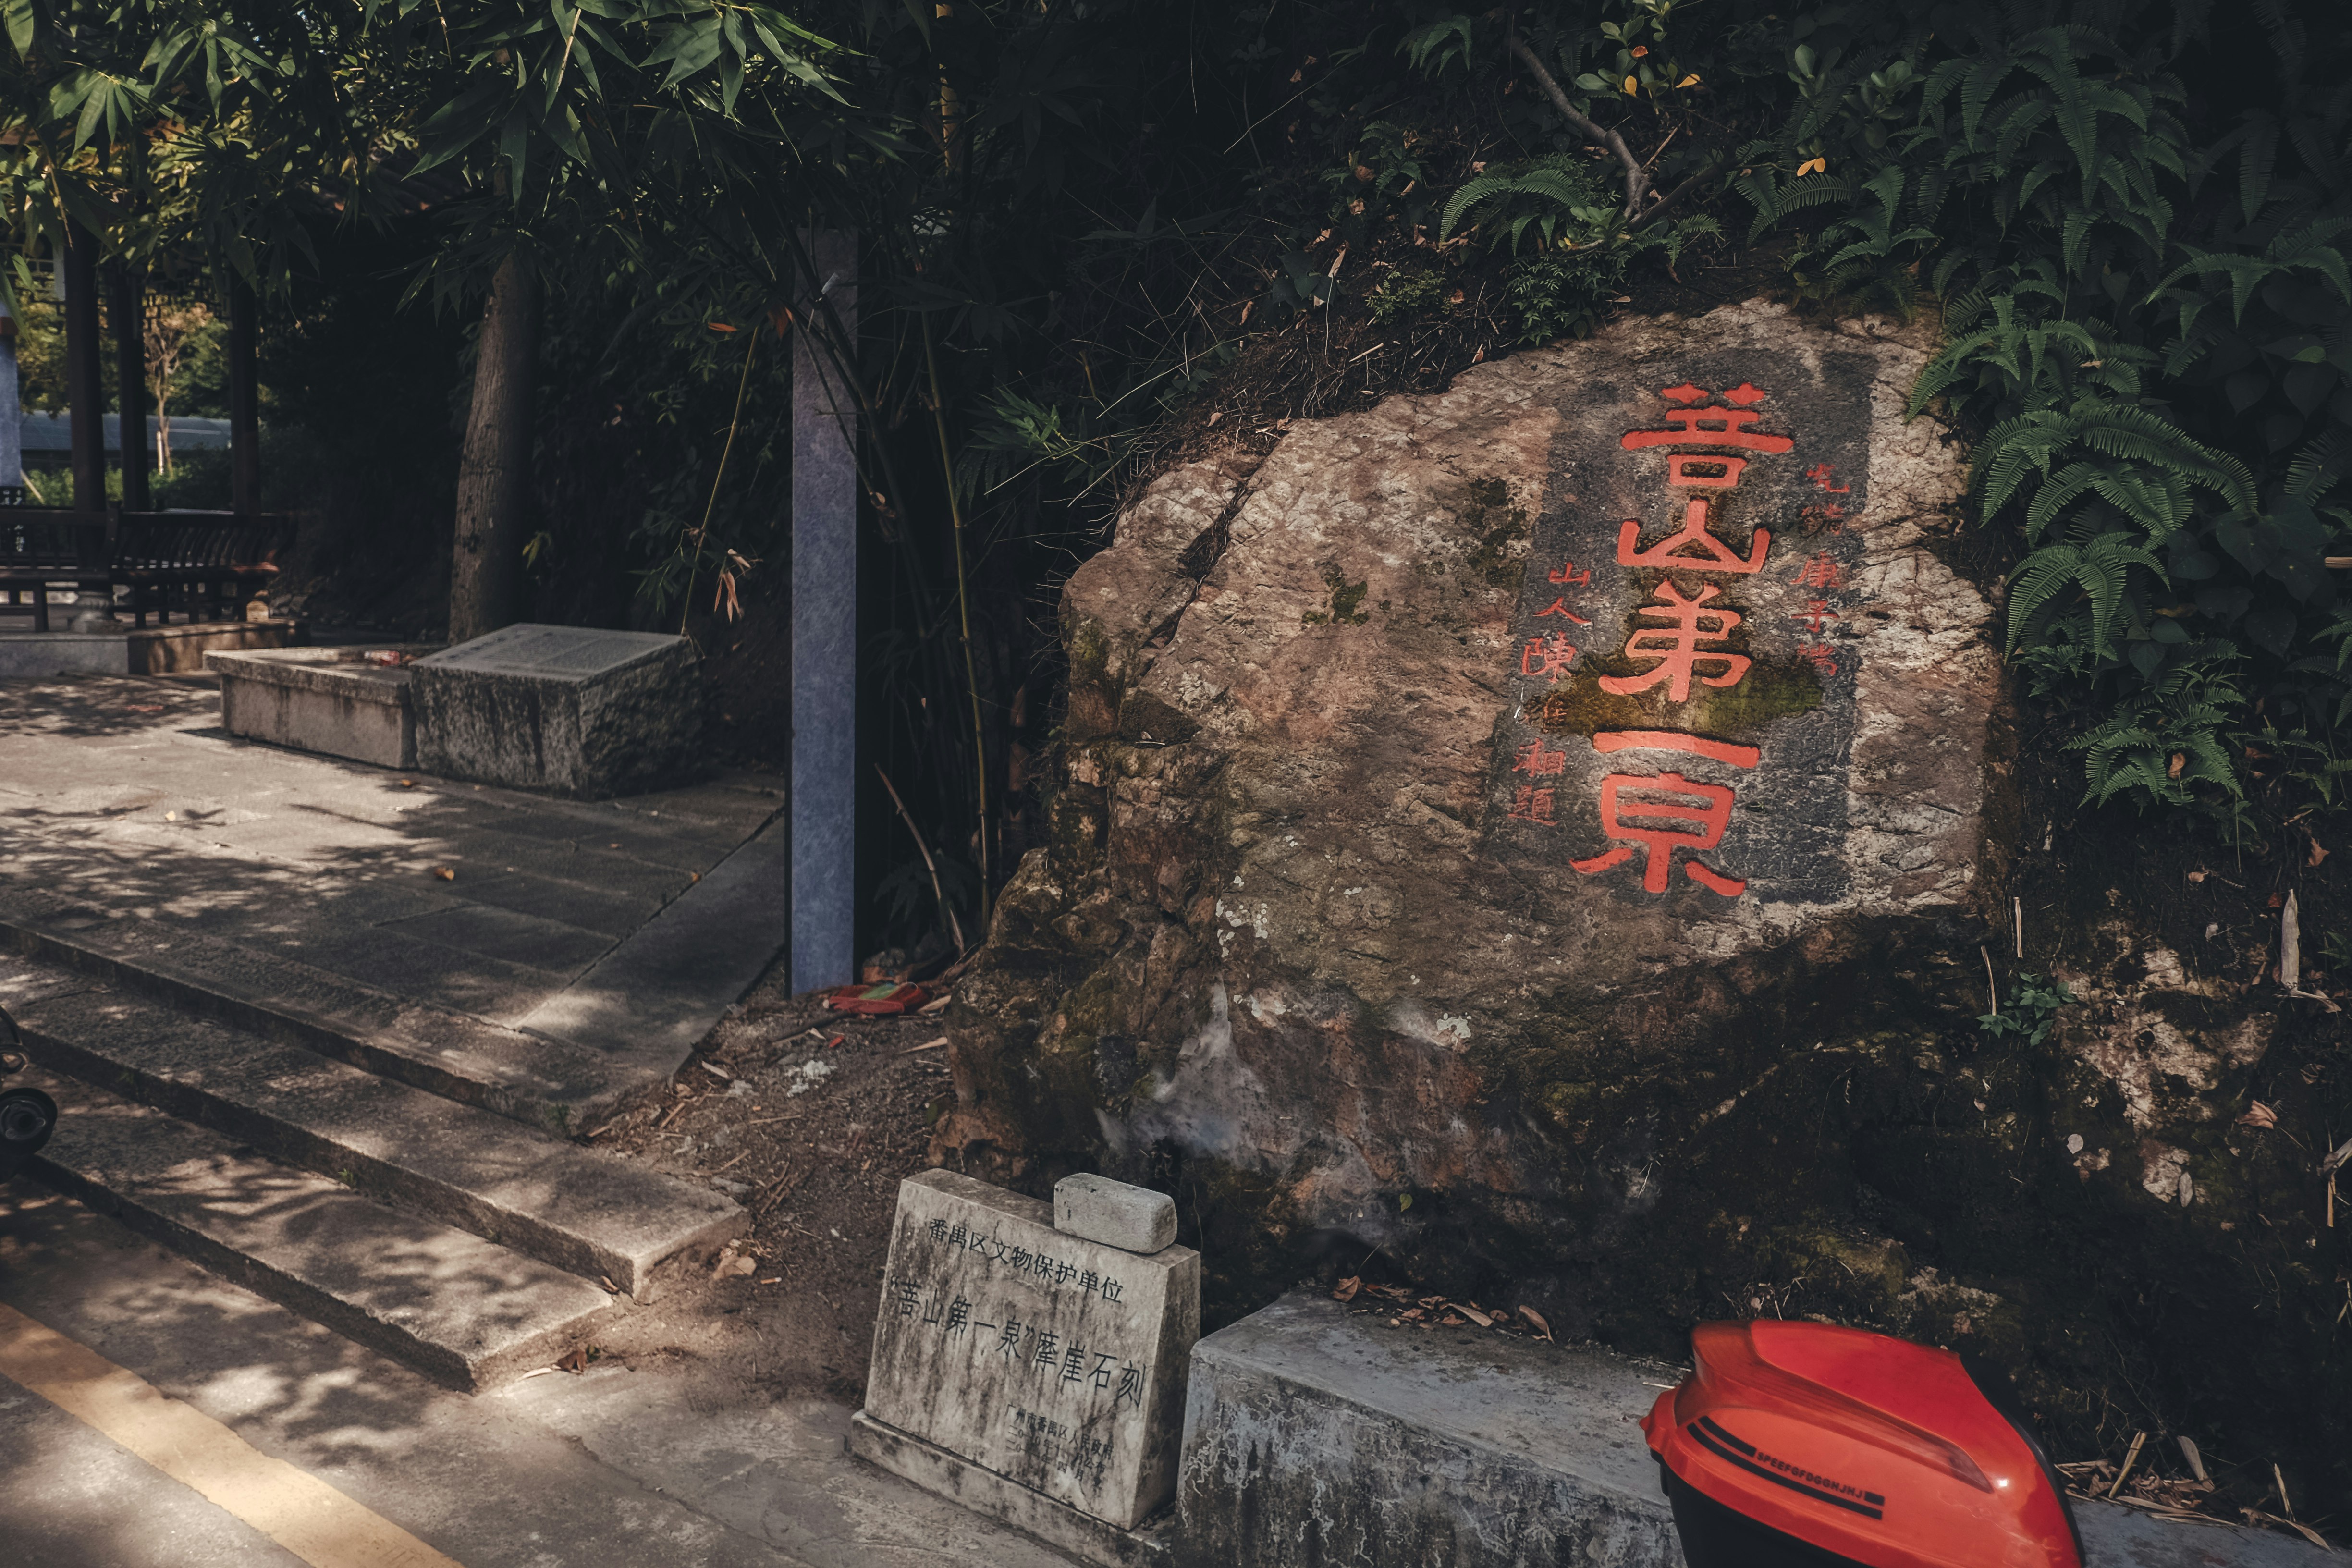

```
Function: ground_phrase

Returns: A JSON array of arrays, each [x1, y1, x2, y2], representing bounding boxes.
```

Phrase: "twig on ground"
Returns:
[[2108, 1432, 2146, 1497]]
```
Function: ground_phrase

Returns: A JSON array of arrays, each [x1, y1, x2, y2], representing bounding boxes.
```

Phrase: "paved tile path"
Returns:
[[0, 674, 791, 1117]]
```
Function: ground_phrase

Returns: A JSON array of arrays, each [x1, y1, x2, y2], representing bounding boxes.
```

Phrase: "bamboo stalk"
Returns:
[[920, 313, 992, 936], [877, 763, 968, 954], [679, 325, 761, 634]]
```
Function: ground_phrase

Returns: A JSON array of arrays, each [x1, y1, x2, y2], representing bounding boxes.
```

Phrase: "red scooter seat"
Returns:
[[1643, 1321, 2083, 1568]]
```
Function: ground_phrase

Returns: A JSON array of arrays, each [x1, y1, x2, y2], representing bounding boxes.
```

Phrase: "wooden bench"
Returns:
[[111, 512, 296, 627], [0, 511, 110, 632], [0, 510, 294, 631]]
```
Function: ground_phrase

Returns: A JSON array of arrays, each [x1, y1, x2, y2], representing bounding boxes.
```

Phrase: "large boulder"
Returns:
[[938, 301, 2352, 1509], [941, 300, 2009, 1326]]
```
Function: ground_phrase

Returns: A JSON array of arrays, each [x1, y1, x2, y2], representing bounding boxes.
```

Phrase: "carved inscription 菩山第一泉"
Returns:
[[1492, 360, 1876, 905]]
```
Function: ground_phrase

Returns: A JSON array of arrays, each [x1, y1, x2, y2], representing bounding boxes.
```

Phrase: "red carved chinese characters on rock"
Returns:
[[1569, 732, 1761, 896], [1563, 383, 1798, 898], [1598, 581, 1751, 701]]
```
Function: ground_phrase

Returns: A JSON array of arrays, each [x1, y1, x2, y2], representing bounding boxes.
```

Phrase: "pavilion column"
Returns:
[[109, 265, 149, 514], [227, 274, 260, 514]]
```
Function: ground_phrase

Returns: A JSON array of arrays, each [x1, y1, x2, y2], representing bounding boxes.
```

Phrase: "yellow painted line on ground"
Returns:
[[0, 1300, 464, 1568]]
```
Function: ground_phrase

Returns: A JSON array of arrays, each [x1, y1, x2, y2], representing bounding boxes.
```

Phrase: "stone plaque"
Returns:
[[1486, 358, 1873, 906], [859, 1169, 1200, 1529], [408, 623, 701, 798]]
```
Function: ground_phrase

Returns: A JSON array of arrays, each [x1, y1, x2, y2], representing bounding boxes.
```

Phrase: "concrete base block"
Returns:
[[1179, 1293, 1685, 1568], [0, 620, 303, 680], [210, 645, 438, 769], [850, 1410, 1171, 1568], [1176, 1295, 2328, 1568], [0, 630, 128, 677], [409, 624, 702, 798], [131, 619, 304, 674]]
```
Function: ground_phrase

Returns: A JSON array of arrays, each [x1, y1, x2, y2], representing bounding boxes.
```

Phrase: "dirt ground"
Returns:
[[563, 972, 955, 1405]]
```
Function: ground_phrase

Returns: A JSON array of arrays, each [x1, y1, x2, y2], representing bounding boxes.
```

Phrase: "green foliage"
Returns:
[[1976, 973, 2076, 1047], [2065, 652, 2245, 807], [1366, 265, 1445, 325], [1441, 153, 1617, 252], [1501, 216, 1719, 343], [1740, 4, 2352, 816]]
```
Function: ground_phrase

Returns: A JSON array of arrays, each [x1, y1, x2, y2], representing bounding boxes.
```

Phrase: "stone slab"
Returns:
[[209, 645, 438, 770], [1180, 1292, 1683, 1568], [20, 1068, 615, 1391], [850, 1410, 1172, 1568], [860, 1169, 1201, 1530], [409, 623, 703, 798], [1055, 1174, 1176, 1255], [514, 806, 790, 1069], [1177, 1294, 2330, 1568], [0, 896, 647, 1122], [1, 952, 744, 1298]]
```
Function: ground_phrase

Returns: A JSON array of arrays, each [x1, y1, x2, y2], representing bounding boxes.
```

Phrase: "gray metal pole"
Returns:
[[790, 230, 859, 993]]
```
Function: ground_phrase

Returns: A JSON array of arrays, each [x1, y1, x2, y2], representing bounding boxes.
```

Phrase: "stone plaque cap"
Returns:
[[415, 623, 691, 682], [1054, 1173, 1177, 1256]]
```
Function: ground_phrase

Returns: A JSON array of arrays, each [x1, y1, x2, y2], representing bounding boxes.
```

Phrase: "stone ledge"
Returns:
[[210, 645, 437, 770], [0, 619, 301, 679], [1176, 1294, 2330, 1568], [850, 1410, 1172, 1568]]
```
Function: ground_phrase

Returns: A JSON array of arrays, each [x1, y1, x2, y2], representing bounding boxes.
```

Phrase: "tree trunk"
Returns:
[[110, 265, 149, 513], [448, 252, 539, 644], [226, 276, 260, 513], [62, 224, 104, 512]]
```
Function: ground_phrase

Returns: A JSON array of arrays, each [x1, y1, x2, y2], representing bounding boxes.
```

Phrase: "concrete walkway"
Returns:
[[0, 1182, 1074, 1568], [0, 674, 792, 1123]]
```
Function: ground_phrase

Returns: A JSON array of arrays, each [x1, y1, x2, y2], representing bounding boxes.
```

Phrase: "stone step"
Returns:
[[18, 1066, 615, 1391], [0, 890, 649, 1127], [0, 952, 744, 1300]]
